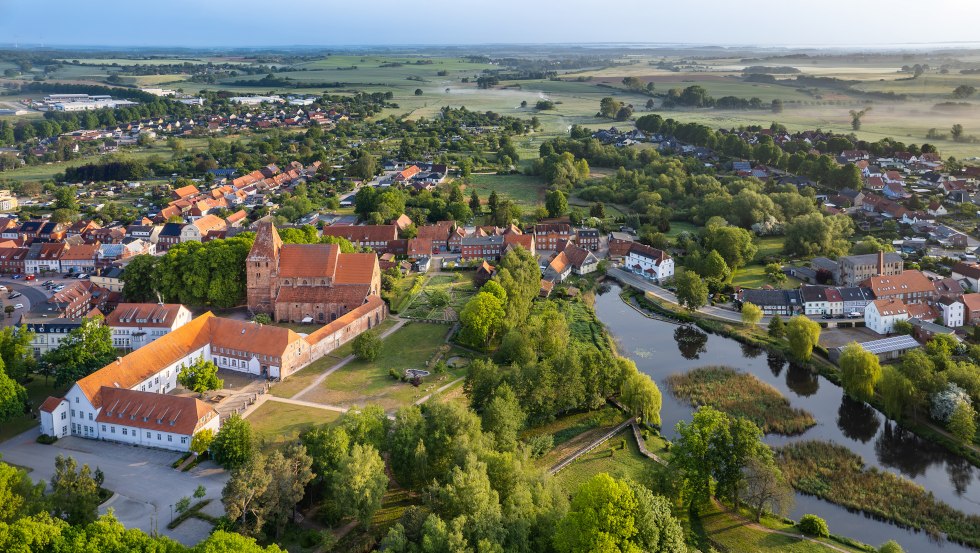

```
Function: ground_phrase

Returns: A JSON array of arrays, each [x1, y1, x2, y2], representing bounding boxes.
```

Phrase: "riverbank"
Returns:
[[618, 283, 980, 469]]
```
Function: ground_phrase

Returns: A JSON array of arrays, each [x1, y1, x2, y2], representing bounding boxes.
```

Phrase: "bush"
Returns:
[[388, 368, 400, 380], [252, 313, 272, 325], [352, 330, 383, 361], [526, 434, 554, 458], [36, 434, 58, 445], [798, 514, 830, 537]]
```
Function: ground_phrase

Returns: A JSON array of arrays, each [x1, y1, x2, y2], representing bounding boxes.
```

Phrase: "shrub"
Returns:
[[193, 485, 206, 499], [36, 434, 58, 445], [798, 514, 829, 537], [388, 368, 400, 380], [526, 434, 554, 458], [252, 313, 272, 325]]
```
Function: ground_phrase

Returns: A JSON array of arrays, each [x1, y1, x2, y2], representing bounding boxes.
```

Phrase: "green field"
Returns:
[[467, 173, 547, 209], [247, 400, 340, 452], [553, 429, 656, 492], [300, 322, 468, 411]]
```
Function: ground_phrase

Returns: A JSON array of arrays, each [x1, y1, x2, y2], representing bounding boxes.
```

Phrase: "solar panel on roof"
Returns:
[[851, 335, 920, 355]]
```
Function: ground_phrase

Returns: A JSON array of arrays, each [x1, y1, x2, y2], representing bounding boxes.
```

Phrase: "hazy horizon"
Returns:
[[4, 0, 980, 50]]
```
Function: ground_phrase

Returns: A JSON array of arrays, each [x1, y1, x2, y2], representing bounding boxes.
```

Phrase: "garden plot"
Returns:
[[401, 273, 477, 321]]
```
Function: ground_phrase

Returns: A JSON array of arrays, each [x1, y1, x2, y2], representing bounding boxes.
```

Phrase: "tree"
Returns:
[[177, 357, 223, 394], [599, 97, 623, 119], [798, 514, 829, 537], [838, 342, 882, 402], [0, 367, 26, 424], [196, 531, 286, 552], [494, 246, 540, 323], [487, 190, 499, 217], [333, 443, 388, 527], [211, 413, 255, 470], [877, 366, 915, 419], [469, 190, 480, 214], [190, 429, 215, 456], [879, 540, 906, 553], [121, 254, 159, 302], [0, 459, 44, 523], [849, 108, 871, 131], [703, 226, 757, 269], [350, 154, 378, 180], [741, 302, 763, 326], [481, 383, 525, 452], [786, 316, 821, 362], [620, 368, 663, 426], [952, 85, 976, 99], [45, 317, 115, 386], [674, 270, 708, 311], [590, 202, 606, 219], [50, 454, 101, 526], [263, 443, 314, 539], [740, 454, 793, 522], [459, 292, 506, 348], [414, 88, 423, 96], [352, 330, 382, 361], [222, 457, 272, 537], [948, 400, 977, 443], [768, 315, 785, 338], [784, 213, 853, 258], [764, 263, 786, 285], [771, 99, 784, 113], [699, 249, 731, 281], [545, 189, 568, 218], [951, 123, 964, 141]]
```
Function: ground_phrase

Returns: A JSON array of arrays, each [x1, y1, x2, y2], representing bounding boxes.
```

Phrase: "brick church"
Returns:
[[247, 220, 381, 323]]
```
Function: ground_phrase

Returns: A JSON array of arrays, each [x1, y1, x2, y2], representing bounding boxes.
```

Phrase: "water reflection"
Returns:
[[784, 362, 819, 397], [674, 325, 707, 360], [740, 341, 764, 359], [874, 421, 947, 479], [766, 352, 785, 377], [837, 396, 880, 443]]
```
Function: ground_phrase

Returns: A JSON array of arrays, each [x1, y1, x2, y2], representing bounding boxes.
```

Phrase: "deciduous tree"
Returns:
[[46, 317, 115, 386], [674, 270, 708, 311], [332, 443, 388, 527], [786, 316, 821, 362], [741, 302, 763, 326], [50, 454, 101, 526], [177, 357, 223, 394], [352, 330, 382, 361], [211, 413, 254, 470], [620, 368, 663, 426], [839, 342, 882, 402]]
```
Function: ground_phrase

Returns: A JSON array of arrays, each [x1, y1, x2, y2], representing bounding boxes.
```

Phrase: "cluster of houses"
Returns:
[[741, 251, 980, 341]]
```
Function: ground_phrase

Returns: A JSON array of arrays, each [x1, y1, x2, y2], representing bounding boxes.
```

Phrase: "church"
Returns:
[[247, 220, 382, 323]]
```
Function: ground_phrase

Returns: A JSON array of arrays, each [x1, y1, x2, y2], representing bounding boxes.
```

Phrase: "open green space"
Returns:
[[667, 366, 816, 435], [467, 173, 546, 209], [247, 400, 340, 452], [553, 429, 655, 493], [732, 263, 803, 290], [301, 322, 468, 412]]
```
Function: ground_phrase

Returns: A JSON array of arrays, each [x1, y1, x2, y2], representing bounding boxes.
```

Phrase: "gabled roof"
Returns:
[[321, 225, 398, 243], [106, 303, 186, 328], [864, 270, 935, 297], [627, 243, 669, 264], [96, 387, 216, 436], [279, 244, 340, 278], [871, 298, 907, 317], [962, 293, 980, 313]]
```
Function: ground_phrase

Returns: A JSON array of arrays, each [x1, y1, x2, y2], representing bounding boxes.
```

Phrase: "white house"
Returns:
[[105, 303, 193, 351], [564, 245, 600, 276], [939, 296, 965, 328], [626, 243, 674, 282], [865, 299, 910, 335]]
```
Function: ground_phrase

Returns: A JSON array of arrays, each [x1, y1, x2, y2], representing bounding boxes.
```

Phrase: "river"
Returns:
[[594, 284, 979, 553]]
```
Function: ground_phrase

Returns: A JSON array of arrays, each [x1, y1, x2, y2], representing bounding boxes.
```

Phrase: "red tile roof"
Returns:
[[96, 387, 216, 436]]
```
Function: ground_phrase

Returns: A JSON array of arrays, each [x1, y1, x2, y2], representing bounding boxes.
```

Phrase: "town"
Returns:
[[2, 9, 980, 553]]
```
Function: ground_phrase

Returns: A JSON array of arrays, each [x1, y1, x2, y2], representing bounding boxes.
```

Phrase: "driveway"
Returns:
[[0, 430, 229, 545]]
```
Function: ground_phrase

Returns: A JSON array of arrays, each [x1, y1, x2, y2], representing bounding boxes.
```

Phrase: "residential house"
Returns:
[[951, 262, 980, 291], [25, 242, 66, 274], [575, 228, 600, 251], [863, 270, 937, 305], [839, 287, 874, 314], [460, 235, 504, 261], [563, 245, 600, 275], [24, 317, 83, 357], [928, 202, 948, 217], [0, 247, 28, 274], [156, 223, 184, 252], [738, 289, 801, 316], [939, 296, 965, 328], [865, 299, 909, 335], [962, 293, 980, 325], [625, 243, 674, 282], [534, 223, 574, 251], [180, 214, 227, 243], [59, 243, 100, 274], [90, 265, 124, 293], [544, 251, 572, 283], [105, 303, 193, 350]]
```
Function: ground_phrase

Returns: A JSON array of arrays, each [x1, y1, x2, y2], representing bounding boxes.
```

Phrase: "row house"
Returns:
[[534, 223, 574, 251], [461, 235, 504, 261], [60, 243, 100, 274], [24, 318, 83, 357], [738, 289, 802, 316], [180, 214, 227, 243], [25, 242, 66, 274], [321, 225, 399, 252], [862, 270, 937, 305], [575, 228, 600, 251], [0, 247, 28, 273]]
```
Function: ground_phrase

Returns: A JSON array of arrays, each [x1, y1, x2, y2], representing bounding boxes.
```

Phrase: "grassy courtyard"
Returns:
[[269, 318, 399, 399], [300, 322, 469, 412], [247, 400, 340, 452], [466, 173, 547, 210], [401, 273, 477, 321]]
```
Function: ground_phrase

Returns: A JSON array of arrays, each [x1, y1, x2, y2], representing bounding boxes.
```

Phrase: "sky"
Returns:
[[2, 0, 980, 49]]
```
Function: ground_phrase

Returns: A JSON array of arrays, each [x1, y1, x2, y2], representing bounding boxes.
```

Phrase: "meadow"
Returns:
[[667, 366, 816, 435]]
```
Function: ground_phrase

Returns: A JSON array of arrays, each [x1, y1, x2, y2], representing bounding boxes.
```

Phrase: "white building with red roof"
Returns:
[[625, 243, 674, 282]]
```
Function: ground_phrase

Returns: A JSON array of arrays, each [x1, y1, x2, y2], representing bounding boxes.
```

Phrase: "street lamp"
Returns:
[[169, 504, 173, 524]]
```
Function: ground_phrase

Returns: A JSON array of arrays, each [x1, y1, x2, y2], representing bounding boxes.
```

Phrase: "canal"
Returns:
[[594, 284, 979, 552]]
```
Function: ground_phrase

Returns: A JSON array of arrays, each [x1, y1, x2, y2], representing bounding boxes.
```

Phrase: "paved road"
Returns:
[[0, 279, 49, 325], [607, 267, 757, 324], [0, 431, 228, 545]]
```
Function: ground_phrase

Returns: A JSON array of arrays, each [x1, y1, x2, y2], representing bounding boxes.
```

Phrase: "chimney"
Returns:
[[878, 250, 885, 276]]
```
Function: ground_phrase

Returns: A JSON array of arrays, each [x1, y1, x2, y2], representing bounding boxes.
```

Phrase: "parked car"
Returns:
[[25, 275, 35, 281], [41, 280, 53, 286], [76, 273, 89, 279], [821, 314, 833, 319], [848, 312, 862, 319], [11, 274, 22, 280], [13, 304, 23, 310], [8, 292, 21, 299]]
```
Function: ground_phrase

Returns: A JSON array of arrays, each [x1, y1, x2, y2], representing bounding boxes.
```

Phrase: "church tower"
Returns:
[[247, 219, 282, 315]]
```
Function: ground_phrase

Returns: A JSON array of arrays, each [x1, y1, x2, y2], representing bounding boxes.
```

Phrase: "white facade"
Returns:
[[865, 301, 909, 335], [941, 300, 965, 328], [110, 305, 193, 350], [626, 251, 674, 282], [39, 399, 69, 438]]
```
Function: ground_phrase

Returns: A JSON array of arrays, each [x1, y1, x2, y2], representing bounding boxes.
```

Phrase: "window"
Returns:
[[62, 426, 67, 435], [101, 425, 106, 431], [110, 426, 115, 434], [147, 432, 151, 438], [88, 413, 92, 420], [167, 435, 173, 442], [122, 428, 127, 436], [71, 409, 75, 417], [61, 411, 66, 420], [181, 436, 187, 444]]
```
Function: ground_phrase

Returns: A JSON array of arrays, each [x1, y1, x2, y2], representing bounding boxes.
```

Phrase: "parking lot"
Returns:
[[0, 430, 229, 545], [0, 272, 92, 326]]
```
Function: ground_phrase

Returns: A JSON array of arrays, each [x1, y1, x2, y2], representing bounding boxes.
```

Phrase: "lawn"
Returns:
[[1, 378, 69, 442], [299, 322, 468, 412], [664, 221, 701, 238], [401, 273, 477, 321], [732, 263, 802, 290], [553, 428, 657, 493], [530, 408, 629, 470], [269, 318, 399, 399], [246, 400, 340, 452], [697, 501, 868, 553], [667, 366, 816, 435], [466, 173, 546, 210]]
